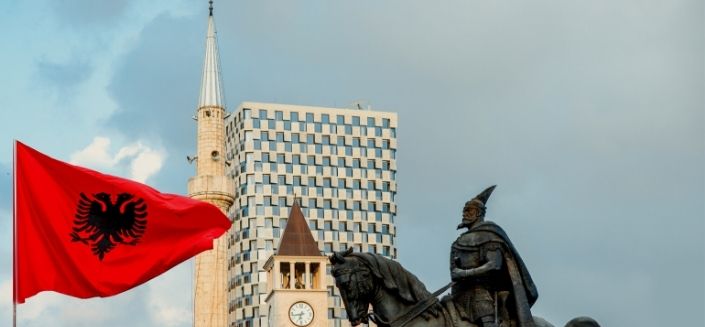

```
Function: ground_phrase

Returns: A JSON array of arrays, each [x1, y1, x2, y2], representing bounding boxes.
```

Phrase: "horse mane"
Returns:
[[348, 253, 432, 304]]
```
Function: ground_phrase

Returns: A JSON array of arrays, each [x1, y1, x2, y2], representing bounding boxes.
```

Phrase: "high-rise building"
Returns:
[[189, 3, 235, 326], [224, 102, 399, 327]]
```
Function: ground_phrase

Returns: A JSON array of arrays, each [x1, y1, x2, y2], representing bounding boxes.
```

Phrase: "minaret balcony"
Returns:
[[188, 175, 235, 208]]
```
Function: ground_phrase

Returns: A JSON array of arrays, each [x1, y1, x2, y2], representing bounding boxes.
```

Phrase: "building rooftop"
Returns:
[[277, 201, 321, 257], [235, 101, 399, 117]]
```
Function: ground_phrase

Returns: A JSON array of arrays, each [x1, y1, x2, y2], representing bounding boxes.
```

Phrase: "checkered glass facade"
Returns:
[[225, 103, 398, 327]]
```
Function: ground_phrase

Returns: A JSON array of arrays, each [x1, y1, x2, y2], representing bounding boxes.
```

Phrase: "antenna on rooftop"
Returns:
[[351, 99, 371, 111]]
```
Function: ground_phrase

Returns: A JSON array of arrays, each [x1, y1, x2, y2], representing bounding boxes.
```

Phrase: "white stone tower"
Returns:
[[188, 1, 235, 326], [264, 201, 328, 327]]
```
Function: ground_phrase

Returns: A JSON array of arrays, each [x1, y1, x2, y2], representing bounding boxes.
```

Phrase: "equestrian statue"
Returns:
[[330, 185, 600, 327]]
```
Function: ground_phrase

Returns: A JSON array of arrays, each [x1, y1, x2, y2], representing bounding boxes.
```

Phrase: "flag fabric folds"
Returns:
[[14, 141, 231, 303]]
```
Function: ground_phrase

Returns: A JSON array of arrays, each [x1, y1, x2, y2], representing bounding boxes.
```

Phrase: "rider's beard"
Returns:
[[457, 215, 481, 229]]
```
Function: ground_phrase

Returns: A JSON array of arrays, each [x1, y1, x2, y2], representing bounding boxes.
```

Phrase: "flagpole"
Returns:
[[12, 140, 17, 327]]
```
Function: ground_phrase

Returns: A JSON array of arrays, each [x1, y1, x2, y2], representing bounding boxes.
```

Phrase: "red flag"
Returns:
[[14, 141, 231, 303]]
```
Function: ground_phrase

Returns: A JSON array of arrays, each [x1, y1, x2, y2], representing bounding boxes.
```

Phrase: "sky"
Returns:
[[0, 0, 703, 326]]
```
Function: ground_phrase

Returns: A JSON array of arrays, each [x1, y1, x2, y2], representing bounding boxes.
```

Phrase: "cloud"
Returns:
[[0, 162, 10, 210], [70, 136, 166, 183], [106, 13, 200, 154], [145, 262, 192, 326], [2, 268, 192, 327], [129, 147, 165, 184], [35, 57, 93, 97], [7, 285, 154, 327], [49, 0, 133, 28], [105, 12, 203, 193]]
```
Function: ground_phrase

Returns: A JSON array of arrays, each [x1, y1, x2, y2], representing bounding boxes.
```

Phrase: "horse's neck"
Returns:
[[370, 287, 415, 324]]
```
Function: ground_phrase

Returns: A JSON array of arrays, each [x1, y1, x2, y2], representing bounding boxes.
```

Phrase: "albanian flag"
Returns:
[[14, 141, 232, 303]]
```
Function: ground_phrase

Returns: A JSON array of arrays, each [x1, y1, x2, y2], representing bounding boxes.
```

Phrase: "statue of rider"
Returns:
[[450, 185, 539, 327]]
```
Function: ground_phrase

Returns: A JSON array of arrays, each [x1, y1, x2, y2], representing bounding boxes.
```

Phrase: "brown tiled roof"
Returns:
[[277, 201, 321, 256]]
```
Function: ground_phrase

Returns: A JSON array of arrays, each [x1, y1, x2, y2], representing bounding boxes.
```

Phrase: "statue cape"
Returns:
[[456, 221, 538, 327]]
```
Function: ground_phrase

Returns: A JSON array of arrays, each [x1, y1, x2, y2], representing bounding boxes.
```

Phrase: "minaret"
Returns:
[[188, 1, 234, 326]]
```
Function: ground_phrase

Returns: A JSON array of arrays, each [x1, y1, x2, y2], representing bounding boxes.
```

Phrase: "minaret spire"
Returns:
[[189, 1, 234, 326], [198, 0, 224, 109]]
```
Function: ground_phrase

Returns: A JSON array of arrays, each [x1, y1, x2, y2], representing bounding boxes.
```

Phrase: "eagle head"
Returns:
[[94, 192, 111, 203]]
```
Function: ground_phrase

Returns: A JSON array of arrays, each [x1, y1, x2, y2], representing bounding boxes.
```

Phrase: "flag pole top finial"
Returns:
[[208, 0, 213, 16]]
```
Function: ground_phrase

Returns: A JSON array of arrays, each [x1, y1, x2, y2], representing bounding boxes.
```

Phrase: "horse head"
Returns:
[[330, 248, 375, 326]]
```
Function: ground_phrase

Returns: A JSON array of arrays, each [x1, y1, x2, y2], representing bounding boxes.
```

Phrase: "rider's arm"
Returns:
[[451, 248, 502, 280]]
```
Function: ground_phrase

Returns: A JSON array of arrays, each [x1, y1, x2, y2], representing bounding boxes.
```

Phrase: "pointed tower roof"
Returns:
[[198, 1, 225, 109], [277, 201, 321, 256]]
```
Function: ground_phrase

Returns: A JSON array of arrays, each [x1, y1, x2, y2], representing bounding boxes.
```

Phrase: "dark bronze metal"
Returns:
[[450, 185, 537, 327], [329, 185, 600, 327]]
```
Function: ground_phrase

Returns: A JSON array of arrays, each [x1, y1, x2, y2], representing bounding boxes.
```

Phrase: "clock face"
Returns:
[[289, 301, 314, 326]]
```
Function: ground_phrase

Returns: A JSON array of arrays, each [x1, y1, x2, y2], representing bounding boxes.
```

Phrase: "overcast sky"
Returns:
[[0, 1, 703, 326]]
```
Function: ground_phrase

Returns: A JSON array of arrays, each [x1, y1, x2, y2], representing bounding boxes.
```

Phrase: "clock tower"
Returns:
[[264, 201, 329, 327]]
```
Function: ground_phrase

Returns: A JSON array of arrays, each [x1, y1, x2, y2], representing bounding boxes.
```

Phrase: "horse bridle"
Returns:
[[332, 267, 376, 323]]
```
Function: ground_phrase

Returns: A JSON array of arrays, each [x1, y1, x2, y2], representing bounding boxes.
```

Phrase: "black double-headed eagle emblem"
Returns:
[[69, 192, 148, 260]]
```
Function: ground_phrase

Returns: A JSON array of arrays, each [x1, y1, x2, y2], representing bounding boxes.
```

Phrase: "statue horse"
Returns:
[[329, 249, 599, 327]]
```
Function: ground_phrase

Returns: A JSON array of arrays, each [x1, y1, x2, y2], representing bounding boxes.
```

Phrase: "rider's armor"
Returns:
[[450, 231, 504, 323]]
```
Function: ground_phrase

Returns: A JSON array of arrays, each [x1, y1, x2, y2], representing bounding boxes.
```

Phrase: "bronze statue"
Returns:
[[329, 185, 600, 327], [450, 185, 538, 327]]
